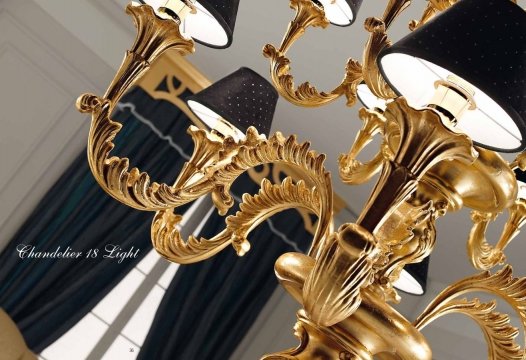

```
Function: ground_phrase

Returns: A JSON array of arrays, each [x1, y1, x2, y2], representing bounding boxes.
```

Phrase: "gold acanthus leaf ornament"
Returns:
[[362, 17, 397, 100], [151, 177, 325, 264], [262, 0, 363, 107], [468, 200, 526, 271], [418, 298, 522, 359], [415, 265, 526, 359], [339, 107, 389, 186], [262, 0, 406, 108]]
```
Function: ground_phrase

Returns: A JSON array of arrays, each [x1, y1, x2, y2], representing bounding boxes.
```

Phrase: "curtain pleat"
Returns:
[[0, 88, 195, 352]]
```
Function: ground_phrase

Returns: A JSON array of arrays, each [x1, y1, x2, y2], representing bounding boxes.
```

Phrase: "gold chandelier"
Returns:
[[76, 0, 526, 358]]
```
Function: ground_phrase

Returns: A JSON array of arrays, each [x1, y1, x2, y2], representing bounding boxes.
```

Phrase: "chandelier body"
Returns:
[[77, 0, 526, 359]]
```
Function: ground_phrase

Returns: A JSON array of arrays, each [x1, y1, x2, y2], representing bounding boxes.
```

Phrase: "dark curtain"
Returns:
[[138, 178, 311, 360], [0, 81, 313, 359], [0, 87, 195, 352]]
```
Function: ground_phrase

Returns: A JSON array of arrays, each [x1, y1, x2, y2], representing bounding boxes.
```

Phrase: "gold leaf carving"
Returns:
[[151, 177, 324, 263], [415, 266, 526, 359]]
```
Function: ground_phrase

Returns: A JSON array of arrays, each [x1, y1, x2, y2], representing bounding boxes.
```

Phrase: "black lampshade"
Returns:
[[316, 0, 363, 26], [357, 82, 387, 110], [378, 0, 526, 153], [186, 67, 278, 139], [515, 168, 526, 199], [394, 257, 429, 295], [139, 0, 240, 48]]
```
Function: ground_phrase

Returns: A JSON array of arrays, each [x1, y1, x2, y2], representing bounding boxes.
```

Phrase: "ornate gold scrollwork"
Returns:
[[357, 98, 476, 233], [302, 98, 475, 327], [466, 151, 526, 271], [468, 200, 526, 271], [77, 2, 526, 359], [262, 0, 362, 107], [339, 107, 389, 186], [372, 197, 440, 303], [77, 3, 196, 211], [152, 177, 323, 264], [414, 265, 526, 359], [263, 0, 409, 108], [146, 125, 335, 262]]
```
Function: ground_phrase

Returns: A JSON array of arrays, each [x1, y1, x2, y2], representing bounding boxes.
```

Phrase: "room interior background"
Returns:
[[1, 0, 524, 359]]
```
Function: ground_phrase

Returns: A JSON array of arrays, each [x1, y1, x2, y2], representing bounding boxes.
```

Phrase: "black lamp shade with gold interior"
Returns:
[[394, 257, 429, 296], [515, 168, 526, 200], [315, 0, 363, 26], [357, 82, 387, 111], [139, 0, 240, 48], [186, 67, 278, 140], [378, 0, 526, 153]]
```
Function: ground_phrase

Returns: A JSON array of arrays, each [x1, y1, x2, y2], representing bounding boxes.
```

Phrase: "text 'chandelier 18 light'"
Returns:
[[76, 0, 526, 358]]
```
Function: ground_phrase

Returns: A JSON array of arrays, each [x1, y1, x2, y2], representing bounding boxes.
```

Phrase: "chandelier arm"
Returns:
[[419, 298, 521, 360], [362, 0, 410, 99], [262, 0, 363, 108], [414, 265, 526, 359], [205, 130, 334, 258], [77, 3, 200, 211], [151, 177, 326, 264], [339, 107, 389, 185], [468, 200, 526, 271]]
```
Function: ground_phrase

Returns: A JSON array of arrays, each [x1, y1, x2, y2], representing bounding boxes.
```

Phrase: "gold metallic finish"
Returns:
[[409, 0, 457, 31], [158, 0, 197, 22], [77, 2, 526, 359], [339, 108, 387, 186], [372, 196, 439, 303], [263, 0, 411, 107], [357, 98, 476, 233], [77, 3, 195, 210], [361, 16, 397, 100], [152, 176, 323, 263], [262, 0, 363, 107], [468, 200, 526, 271], [303, 223, 380, 327], [145, 124, 334, 259], [415, 265, 526, 359], [270, 253, 432, 359]]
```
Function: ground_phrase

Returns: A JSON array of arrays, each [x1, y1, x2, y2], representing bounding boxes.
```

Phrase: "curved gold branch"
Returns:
[[209, 130, 334, 258], [418, 298, 521, 359], [339, 108, 388, 185], [262, 44, 362, 108], [77, 3, 197, 211], [362, 17, 397, 100], [468, 200, 526, 271], [83, 101, 215, 210], [415, 265, 526, 358], [361, 0, 410, 99], [151, 177, 324, 264], [151, 210, 233, 264], [263, 0, 362, 107], [263, 0, 412, 107]]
